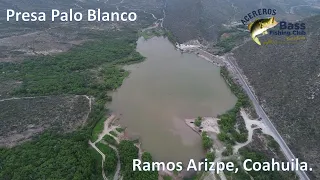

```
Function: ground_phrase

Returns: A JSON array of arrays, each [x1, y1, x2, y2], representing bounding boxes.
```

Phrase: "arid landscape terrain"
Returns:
[[232, 15, 320, 179], [0, 0, 319, 179]]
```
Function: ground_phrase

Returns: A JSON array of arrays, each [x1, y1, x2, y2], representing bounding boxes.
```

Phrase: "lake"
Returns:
[[109, 37, 236, 164]]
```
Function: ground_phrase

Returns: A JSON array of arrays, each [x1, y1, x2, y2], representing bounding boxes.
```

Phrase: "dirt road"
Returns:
[[89, 114, 122, 180]]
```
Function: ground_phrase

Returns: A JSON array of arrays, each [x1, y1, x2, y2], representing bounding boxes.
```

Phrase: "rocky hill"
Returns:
[[233, 15, 320, 179], [163, 0, 319, 43]]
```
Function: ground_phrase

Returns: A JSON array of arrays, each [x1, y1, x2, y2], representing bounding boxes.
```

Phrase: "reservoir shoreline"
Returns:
[[109, 36, 237, 165]]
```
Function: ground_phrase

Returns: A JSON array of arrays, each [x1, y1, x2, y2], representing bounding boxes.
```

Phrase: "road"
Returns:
[[108, 144, 121, 180], [226, 55, 310, 180], [89, 140, 108, 180], [89, 114, 122, 180]]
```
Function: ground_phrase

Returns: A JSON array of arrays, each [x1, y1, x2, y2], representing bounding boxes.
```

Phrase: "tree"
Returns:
[[194, 116, 202, 127], [142, 152, 153, 162], [218, 132, 228, 141], [202, 132, 213, 150], [206, 151, 216, 162], [103, 134, 117, 146], [222, 144, 233, 156], [134, 152, 159, 180], [0, 132, 101, 180]]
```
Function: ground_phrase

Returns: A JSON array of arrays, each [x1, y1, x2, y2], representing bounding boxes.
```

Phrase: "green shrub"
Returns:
[[206, 151, 216, 162], [103, 134, 117, 146], [110, 131, 118, 137], [96, 143, 117, 175], [202, 132, 213, 150], [116, 127, 125, 133], [194, 116, 202, 127], [222, 144, 233, 156]]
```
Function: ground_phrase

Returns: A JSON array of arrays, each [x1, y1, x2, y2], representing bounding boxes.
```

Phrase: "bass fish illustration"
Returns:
[[248, 17, 278, 45]]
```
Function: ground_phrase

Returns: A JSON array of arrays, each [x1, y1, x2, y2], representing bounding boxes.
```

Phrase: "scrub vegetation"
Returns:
[[103, 134, 118, 146], [91, 117, 107, 142], [0, 31, 144, 97], [116, 127, 125, 133], [233, 15, 320, 179], [0, 95, 90, 147], [217, 66, 253, 145], [223, 159, 251, 179], [201, 132, 213, 150], [206, 151, 216, 162], [96, 142, 118, 176], [194, 116, 202, 127], [110, 131, 118, 137], [138, 28, 178, 44], [0, 29, 147, 179], [0, 0, 166, 179], [217, 65, 296, 179], [216, 28, 248, 54], [139, 28, 166, 40], [118, 140, 158, 180], [0, 131, 102, 179], [238, 147, 298, 180]]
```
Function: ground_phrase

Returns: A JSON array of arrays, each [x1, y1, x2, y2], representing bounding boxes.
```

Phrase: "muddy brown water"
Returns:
[[109, 37, 236, 164]]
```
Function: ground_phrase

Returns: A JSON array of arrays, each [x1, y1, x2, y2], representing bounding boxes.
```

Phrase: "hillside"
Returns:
[[233, 15, 320, 179], [163, 0, 317, 43]]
